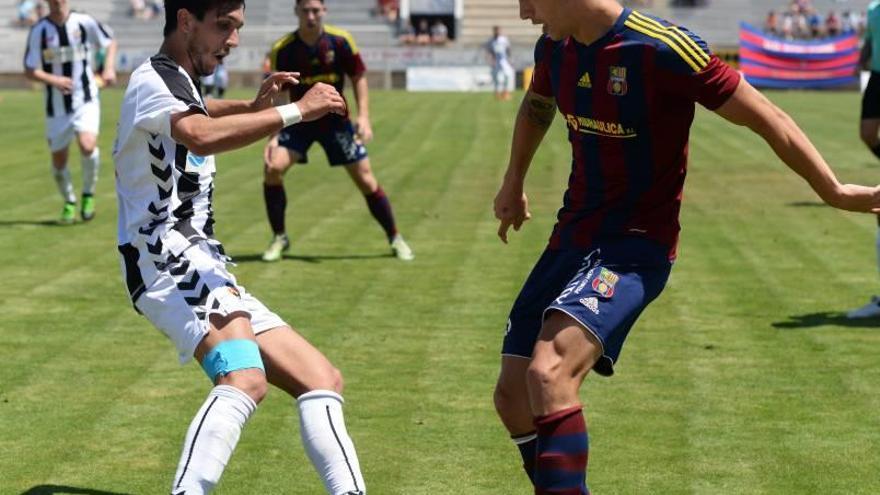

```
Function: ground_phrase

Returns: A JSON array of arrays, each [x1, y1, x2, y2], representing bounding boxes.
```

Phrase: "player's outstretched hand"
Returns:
[[297, 83, 347, 122], [253, 72, 301, 110], [494, 183, 531, 244], [826, 183, 880, 213]]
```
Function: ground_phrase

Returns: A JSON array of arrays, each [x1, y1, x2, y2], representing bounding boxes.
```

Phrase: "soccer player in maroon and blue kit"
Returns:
[[261, 0, 413, 262], [493, 0, 880, 493]]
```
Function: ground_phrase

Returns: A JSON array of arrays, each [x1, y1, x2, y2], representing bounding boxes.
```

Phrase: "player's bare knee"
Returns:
[[525, 359, 560, 393], [223, 369, 269, 404], [329, 366, 344, 394], [861, 130, 880, 148]]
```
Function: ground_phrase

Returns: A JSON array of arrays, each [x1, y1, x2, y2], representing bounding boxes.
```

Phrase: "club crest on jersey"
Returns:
[[185, 152, 208, 173], [325, 49, 335, 65], [227, 286, 241, 298], [592, 268, 620, 298], [607, 66, 628, 96]]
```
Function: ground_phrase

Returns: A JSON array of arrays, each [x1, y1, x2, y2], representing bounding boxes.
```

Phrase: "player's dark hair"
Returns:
[[164, 0, 246, 36], [296, 0, 325, 4]]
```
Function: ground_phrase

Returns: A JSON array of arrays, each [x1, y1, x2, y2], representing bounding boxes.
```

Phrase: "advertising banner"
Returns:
[[739, 23, 859, 88]]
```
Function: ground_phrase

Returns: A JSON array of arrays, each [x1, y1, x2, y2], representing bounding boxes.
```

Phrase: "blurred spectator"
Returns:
[[398, 18, 416, 44], [826, 10, 841, 37], [781, 11, 794, 39], [14, 0, 38, 27], [129, 0, 161, 20], [765, 10, 778, 35], [130, 0, 147, 18], [807, 7, 822, 38], [415, 18, 431, 45], [430, 19, 448, 45], [376, 0, 398, 23]]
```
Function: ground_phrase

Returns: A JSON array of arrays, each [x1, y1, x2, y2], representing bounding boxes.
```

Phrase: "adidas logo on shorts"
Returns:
[[579, 297, 599, 315]]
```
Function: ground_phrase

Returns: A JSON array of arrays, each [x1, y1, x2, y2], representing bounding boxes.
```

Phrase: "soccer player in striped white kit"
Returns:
[[24, 0, 116, 223], [114, 1, 366, 493]]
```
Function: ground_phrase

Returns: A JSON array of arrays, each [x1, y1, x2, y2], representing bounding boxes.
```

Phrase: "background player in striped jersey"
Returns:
[[260, 0, 414, 262], [493, 0, 880, 492], [114, 1, 366, 492], [24, 0, 116, 223]]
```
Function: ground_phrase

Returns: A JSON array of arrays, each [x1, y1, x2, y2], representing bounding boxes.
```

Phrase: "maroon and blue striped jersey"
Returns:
[[532, 9, 741, 261], [269, 24, 366, 118]]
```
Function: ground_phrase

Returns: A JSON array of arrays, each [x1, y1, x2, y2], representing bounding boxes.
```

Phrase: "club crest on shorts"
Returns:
[[592, 268, 619, 298], [607, 66, 628, 96]]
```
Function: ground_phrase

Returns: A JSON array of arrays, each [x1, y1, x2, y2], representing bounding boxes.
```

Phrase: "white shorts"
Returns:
[[46, 100, 100, 152], [492, 62, 515, 93], [133, 241, 287, 364]]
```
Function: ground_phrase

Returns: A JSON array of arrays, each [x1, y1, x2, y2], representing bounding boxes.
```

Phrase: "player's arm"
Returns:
[[172, 82, 345, 156], [860, 34, 872, 71], [350, 72, 372, 143], [102, 38, 118, 86], [205, 72, 299, 117], [715, 79, 880, 212], [24, 68, 73, 94], [495, 89, 557, 243]]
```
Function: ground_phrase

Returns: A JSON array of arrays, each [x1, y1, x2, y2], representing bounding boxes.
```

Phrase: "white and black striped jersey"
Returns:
[[23, 12, 114, 117], [114, 54, 220, 303]]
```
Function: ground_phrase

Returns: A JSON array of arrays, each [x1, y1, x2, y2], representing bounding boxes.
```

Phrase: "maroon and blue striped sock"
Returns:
[[365, 185, 398, 241], [512, 431, 537, 483], [263, 183, 287, 235], [533, 406, 590, 495]]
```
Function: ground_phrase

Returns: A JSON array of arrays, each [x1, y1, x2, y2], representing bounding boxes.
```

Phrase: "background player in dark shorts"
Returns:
[[493, 0, 880, 493], [260, 0, 414, 262]]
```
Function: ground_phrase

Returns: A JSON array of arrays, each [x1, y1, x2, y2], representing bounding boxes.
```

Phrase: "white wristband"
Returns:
[[275, 103, 302, 127]]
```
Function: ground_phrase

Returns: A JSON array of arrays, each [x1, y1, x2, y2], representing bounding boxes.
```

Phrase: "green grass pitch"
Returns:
[[1, 88, 879, 494]]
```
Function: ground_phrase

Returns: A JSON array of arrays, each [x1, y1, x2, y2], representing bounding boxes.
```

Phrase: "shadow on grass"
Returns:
[[231, 252, 394, 264], [773, 312, 880, 329], [0, 220, 73, 228], [785, 201, 828, 208], [20, 486, 133, 495]]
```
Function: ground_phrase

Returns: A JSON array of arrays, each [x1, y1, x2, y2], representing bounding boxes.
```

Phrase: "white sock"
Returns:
[[51, 165, 76, 204], [81, 148, 100, 196], [170, 385, 257, 495], [297, 390, 366, 495]]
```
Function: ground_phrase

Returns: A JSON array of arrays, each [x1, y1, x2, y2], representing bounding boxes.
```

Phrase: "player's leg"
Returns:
[[503, 63, 516, 101], [343, 158, 413, 261], [850, 76, 880, 317], [72, 101, 102, 221], [47, 115, 77, 222], [256, 326, 366, 495], [262, 140, 297, 261], [262, 131, 308, 261], [170, 314, 268, 495], [75, 131, 100, 221], [133, 244, 270, 494], [527, 311, 600, 495], [494, 356, 538, 483]]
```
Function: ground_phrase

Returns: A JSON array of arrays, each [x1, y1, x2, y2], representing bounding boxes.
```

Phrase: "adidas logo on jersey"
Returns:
[[577, 72, 592, 88]]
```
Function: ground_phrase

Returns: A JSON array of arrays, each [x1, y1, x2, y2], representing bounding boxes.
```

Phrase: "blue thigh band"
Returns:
[[201, 339, 265, 381]]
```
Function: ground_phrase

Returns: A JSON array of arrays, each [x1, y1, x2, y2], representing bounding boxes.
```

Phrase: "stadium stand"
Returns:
[[459, 0, 541, 47], [0, 0, 873, 77]]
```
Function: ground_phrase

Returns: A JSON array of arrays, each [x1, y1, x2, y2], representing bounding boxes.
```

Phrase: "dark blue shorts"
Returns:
[[277, 116, 368, 166], [502, 242, 671, 376]]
